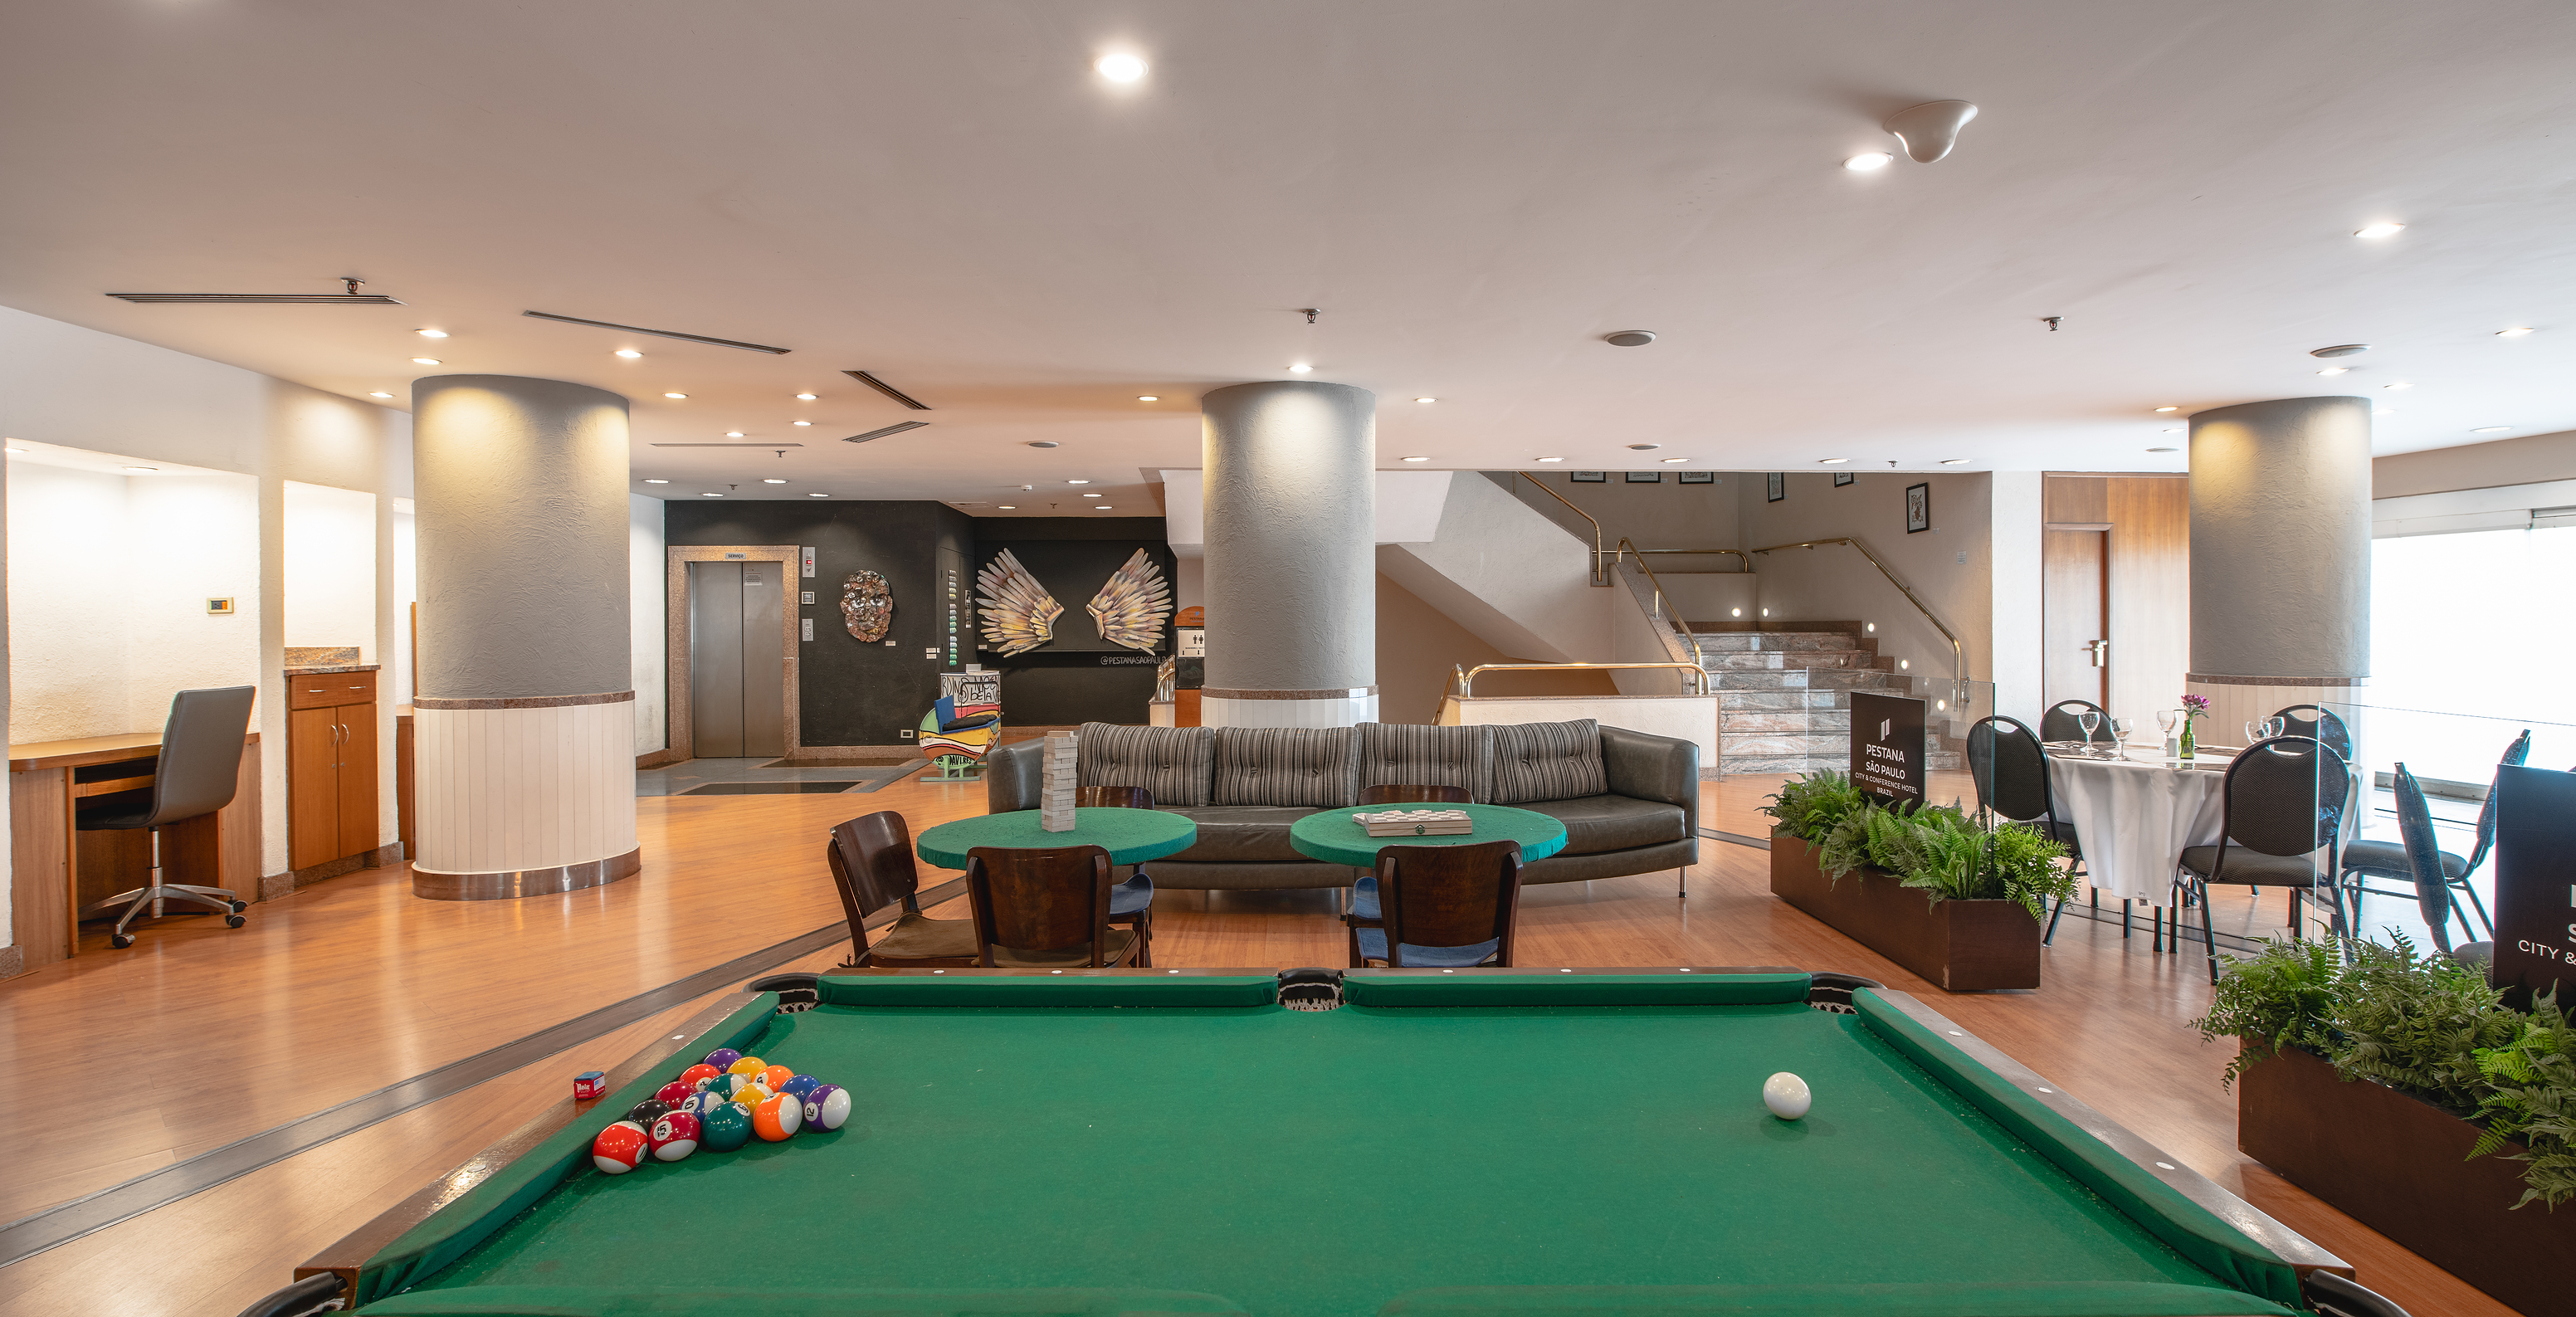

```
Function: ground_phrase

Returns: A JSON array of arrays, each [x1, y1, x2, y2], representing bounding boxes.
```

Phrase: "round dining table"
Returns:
[[1286, 802, 1569, 870], [2044, 746, 2364, 906], [914, 807, 1198, 871]]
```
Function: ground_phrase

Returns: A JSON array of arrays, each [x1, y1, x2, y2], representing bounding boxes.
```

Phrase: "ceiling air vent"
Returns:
[[845, 370, 931, 410], [109, 277, 402, 305], [846, 422, 929, 444], [522, 310, 790, 354]]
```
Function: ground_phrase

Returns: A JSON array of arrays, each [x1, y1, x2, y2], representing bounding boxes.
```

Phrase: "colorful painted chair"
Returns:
[[920, 695, 1001, 780]]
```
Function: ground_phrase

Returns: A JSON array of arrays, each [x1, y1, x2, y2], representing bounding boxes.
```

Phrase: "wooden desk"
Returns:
[[7, 732, 261, 973]]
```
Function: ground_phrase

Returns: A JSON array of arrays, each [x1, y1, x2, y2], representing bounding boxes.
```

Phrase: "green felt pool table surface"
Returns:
[[339, 973, 2334, 1317]]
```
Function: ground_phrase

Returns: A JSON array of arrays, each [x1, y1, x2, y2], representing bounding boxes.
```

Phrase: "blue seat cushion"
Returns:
[[1110, 872, 1153, 916], [1350, 876, 1380, 920], [1355, 928, 1500, 967]]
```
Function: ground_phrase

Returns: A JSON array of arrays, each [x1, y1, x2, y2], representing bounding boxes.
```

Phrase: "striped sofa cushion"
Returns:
[[1212, 728, 1360, 807], [1489, 719, 1608, 804], [1076, 723, 1216, 807], [1356, 723, 1494, 802]]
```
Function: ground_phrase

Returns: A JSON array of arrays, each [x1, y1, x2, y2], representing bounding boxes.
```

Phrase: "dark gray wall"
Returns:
[[969, 517, 1172, 725]]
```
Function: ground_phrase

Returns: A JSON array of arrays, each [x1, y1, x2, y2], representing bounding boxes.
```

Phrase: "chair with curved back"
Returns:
[[76, 685, 258, 948], [1072, 784, 1158, 965], [965, 844, 1138, 968], [2271, 704, 2354, 763], [2339, 729, 2522, 944], [2384, 763, 2471, 955], [2177, 735, 2352, 983], [2038, 700, 2109, 745], [1346, 784, 1477, 940], [827, 811, 978, 968], [1965, 715, 2087, 944], [1346, 838, 1521, 968]]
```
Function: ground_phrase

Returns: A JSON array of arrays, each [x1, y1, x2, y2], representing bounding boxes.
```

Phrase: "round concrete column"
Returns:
[[2186, 396, 2372, 732], [411, 376, 639, 898], [1200, 381, 1378, 727]]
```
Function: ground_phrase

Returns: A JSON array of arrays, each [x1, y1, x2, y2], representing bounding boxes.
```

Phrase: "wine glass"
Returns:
[[2244, 719, 2264, 747], [2266, 716, 2288, 740], [2110, 717, 2132, 757], [2076, 709, 2100, 753]]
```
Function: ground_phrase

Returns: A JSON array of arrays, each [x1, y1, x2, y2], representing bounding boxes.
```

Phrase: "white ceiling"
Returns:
[[5, 1, 2574, 513]]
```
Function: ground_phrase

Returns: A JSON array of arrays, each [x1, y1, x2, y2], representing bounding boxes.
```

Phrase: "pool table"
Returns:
[[262, 968, 2402, 1317]]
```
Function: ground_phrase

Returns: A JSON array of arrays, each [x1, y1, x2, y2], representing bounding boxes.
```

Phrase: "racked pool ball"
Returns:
[[654, 1080, 695, 1108], [680, 1090, 729, 1124], [649, 1110, 701, 1161], [801, 1083, 850, 1132], [699, 1100, 753, 1152], [727, 1055, 768, 1078], [759, 1064, 793, 1093], [592, 1120, 649, 1173], [778, 1074, 820, 1101], [625, 1098, 675, 1127], [703, 1047, 743, 1071], [677, 1063, 721, 1090], [752, 1092, 803, 1142], [730, 1082, 773, 1111]]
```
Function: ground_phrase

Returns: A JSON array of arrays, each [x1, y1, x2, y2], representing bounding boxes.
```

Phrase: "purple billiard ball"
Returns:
[[801, 1083, 850, 1132], [703, 1046, 744, 1071], [778, 1074, 821, 1100]]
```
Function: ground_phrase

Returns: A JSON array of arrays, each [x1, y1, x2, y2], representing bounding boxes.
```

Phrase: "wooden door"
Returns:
[[337, 710, 379, 861], [2042, 528, 2110, 712], [288, 706, 339, 870]]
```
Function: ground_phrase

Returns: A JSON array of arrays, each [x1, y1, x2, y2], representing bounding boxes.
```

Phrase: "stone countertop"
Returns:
[[285, 664, 382, 676]]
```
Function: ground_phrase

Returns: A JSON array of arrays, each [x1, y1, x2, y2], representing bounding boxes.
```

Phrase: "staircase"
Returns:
[[1690, 623, 1963, 776]]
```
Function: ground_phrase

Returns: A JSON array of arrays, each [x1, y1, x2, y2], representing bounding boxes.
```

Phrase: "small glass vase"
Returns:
[[2178, 718, 2197, 764]]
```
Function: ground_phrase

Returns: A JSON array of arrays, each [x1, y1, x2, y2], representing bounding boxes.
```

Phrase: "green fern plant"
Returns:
[[2468, 989, 2576, 1209], [1759, 770, 1868, 843], [2333, 935, 2515, 1111], [2193, 938, 2342, 1090]]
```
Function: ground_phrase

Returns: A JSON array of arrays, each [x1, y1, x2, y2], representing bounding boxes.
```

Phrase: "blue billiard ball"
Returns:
[[778, 1074, 821, 1100]]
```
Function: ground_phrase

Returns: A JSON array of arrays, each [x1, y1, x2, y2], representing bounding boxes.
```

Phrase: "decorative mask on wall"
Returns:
[[841, 570, 891, 641], [1087, 548, 1173, 652], [973, 549, 1061, 656]]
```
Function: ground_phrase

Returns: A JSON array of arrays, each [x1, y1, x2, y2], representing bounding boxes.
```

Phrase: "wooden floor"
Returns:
[[0, 772, 2520, 1316]]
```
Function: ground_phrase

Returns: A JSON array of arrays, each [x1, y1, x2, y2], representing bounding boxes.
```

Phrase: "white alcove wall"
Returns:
[[283, 480, 378, 660]]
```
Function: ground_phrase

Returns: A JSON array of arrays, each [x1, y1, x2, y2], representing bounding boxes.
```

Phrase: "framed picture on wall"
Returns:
[[1624, 471, 1662, 483], [1677, 470, 1715, 484], [1833, 471, 1855, 487], [1905, 481, 1931, 533], [1766, 472, 1784, 502], [1570, 471, 1608, 483]]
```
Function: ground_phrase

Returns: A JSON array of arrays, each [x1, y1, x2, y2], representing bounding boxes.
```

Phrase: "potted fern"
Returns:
[[1760, 771, 2074, 991], [2198, 937, 2574, 1315]]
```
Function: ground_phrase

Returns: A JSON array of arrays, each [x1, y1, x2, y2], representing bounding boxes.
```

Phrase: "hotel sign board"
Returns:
[[2491, 765, 2575, 1008], [1849, 691, 1926, 807]]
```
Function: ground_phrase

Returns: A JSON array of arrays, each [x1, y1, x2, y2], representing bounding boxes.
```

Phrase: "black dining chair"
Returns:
[[2271, 704, 2354, 763], [1071, 784, 1158, 965], [2038, 700, 2109, 745], [2177, 734, 2352, 983], [2339, 729, 2523, 944], [2381, 764, 2474, 955], [1965, 716, 2089, 944], [76, 686, 257, 948]]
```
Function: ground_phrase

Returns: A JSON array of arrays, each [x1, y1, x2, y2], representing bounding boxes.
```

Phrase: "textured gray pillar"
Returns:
[[2188, 396, 2372, 681], [1200, 381, 1378, 727], [410, 376, 639, 898]]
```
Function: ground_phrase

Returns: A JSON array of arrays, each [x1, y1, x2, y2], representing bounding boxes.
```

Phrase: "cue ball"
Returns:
[[592, 1120, 649, 1173], [1763, 1072, 1812, 1120]]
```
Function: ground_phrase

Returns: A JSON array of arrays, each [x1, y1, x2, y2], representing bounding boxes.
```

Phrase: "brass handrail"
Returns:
[[1617, 547, 1752, 573], [1748, 536, 1965, 703], [1449, 661, 1710, 699], [1612, 538, 1706, 671], [1512, 472, 1608, 585]]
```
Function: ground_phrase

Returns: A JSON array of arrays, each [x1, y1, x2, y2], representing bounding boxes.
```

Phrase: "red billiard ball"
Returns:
[[655, 1080, 695, 1108], [592, 1120, 649, 1174], [649, 1111, 701, 1161], [677, 1063, 721, 1090]]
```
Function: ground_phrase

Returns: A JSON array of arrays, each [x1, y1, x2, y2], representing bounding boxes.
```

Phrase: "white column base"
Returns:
[[1201, 692, 1379, 728], [415, 699, 639, 898]]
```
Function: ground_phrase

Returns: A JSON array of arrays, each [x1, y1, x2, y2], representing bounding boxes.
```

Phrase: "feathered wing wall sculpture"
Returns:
[[973, 549, 1061, 656], [1087, 549, 1173, 652]]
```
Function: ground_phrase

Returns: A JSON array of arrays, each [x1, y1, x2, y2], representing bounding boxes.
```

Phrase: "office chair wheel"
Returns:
[[228, 900, 248, 914], [110, 933, 135, 949], [225, 915, 246, 929]]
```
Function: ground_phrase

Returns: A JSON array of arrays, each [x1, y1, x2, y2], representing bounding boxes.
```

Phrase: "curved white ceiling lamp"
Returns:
[[1882, 100, 1980, 163]]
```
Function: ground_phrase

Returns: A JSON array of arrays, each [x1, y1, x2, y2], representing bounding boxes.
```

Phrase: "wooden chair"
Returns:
[[1358, 783, 1472, 806], [966, 844, 1139, 968], [827, 812, 979, 968], [1345, 838, 1521, 969], [1071, 784, 1159, 966]]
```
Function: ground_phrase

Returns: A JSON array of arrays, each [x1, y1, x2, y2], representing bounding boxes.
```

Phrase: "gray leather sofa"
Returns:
[[985, 719, 1698, 890]]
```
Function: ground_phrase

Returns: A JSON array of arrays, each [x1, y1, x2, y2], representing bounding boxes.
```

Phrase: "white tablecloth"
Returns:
[[2044, 750, 2362, 905]]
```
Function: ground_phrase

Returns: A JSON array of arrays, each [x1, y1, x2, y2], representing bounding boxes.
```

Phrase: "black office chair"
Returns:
[[2340, 729, 2523, 944], [1965, 716, 2088, 944], [2037, 700, 2108, 745], [76, 686, 257, 948], [2271, 704, 2354, 763], [2177, 734, 2351, 983]]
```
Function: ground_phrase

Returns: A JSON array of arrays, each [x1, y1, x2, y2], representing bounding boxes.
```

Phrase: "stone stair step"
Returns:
[[1690, 631, 1866, 653], [1697, 649, 1874, 671], [1720, 710, 1852, 734], [1716, 690, 1856, 711], [1710, 668, 1906, 690], [1720, 754, 1849, 776], [1723, 732, 1851, 757]]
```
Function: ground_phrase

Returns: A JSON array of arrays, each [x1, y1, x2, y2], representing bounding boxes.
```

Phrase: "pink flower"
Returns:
[[2180, 694, 2209, 713]]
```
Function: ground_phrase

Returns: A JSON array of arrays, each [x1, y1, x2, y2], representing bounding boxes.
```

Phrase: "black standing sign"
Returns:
[[1849, 691, 1927, 807], [2491, 765, 2576, 1008]]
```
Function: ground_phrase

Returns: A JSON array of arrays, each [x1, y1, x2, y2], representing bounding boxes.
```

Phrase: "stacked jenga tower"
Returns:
[[1041, 731, 1078, 832]]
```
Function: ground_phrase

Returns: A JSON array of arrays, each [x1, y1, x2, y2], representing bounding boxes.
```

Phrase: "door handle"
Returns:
[[2086, 640, 2109, 667]]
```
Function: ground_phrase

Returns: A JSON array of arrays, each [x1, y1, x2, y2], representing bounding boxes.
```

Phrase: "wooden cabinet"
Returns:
[[287, 670, 380, 873]]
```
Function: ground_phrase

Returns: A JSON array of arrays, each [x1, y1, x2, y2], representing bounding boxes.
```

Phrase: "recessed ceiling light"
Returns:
[[1415, 397, 1437, 403], [1536, 456, 1564, 462], [644, 478, 669, 484], [124, 466, 159, 473], [1066, 479, 1091, 484], [1660, 456, 1688, 463], [763, 478, 788, 484], [2354, 222, 2406, 239], [615, 349, 643, 359], [2315, 367, 2348, 376], [1819, 457, 1849, 465], [2310, 344, 2370, 359], [1402, 456, 1431, 462], [1093, 505, 1113, 510], [2472, 426, 2513, 433], [2496, 327, 2536, 337], [1287, 363, 1312, 373], [809, 492, 830, 497], [796, 392, 818, 400], [664, 392, 688, 399], [1939, 458, 1969, 466], [5, 447, 25, 455], [369, 391, 393, 398], [416, 329, 447, 339], [2154, 406, 2179, 412], [2147, 446, 2178, 453], [1627, 443, 1661, 451], [998, 505, 1016, 510], [1095, 53, 1146, 83], [1027, 441, 1060, 449], [700, 492, 723, 497], [1843, 152, 1893, 172], [2384, 382, 2413, 390], [725, 431, 744, 437], [793, 420, 812, 427], [1138, 395, 1159, 402], [412, 357, 441, 365], [1082, 491, 1102, 497], [1604, 330, 1656, 347]]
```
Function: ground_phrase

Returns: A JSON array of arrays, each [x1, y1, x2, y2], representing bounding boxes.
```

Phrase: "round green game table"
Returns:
[[915, 807, 1198, 871], [1289, 802, 1568, 869]]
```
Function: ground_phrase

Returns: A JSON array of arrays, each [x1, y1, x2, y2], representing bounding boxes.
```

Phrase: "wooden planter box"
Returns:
[[1768, 832, 2041, 990], [2240, 1046, 2570, 1316]]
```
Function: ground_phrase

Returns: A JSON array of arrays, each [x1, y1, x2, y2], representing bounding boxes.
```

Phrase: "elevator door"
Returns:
[[688, 561, 787, 758]]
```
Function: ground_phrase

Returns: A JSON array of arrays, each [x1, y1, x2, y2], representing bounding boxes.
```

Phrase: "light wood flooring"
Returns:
[[0, 772, 2520, 1317]]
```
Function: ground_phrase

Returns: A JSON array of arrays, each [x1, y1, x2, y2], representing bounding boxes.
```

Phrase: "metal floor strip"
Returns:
[[1703, 828, 1773, 849], [0, 880, 953, 1270]]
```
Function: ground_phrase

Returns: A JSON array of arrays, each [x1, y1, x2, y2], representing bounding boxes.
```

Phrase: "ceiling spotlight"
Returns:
[[1402, 456, 1431, 462], [1819, 457, 1849, 465], [5, 448, 26, 455], [369, 391, 393, 398], [1883, 100, 1979, 163], [615, 349, 643, 359], [796, 392, 818, 400], [724, 431, 744, 437], [2472, 426, 2514, 433], [1027, 441, 1060, 449], [1604, 330, 1656, 347], [1939, 458, 1969, 466], [700, 492, 723, 497], [124, 466, 159, 473], [2354, 222, 2406, 240], [1660, 456, 1689, 464], [2147, 446, 2178, 453], [1082, 491, 1102, 497], [1843, 152, 1893, 172], [1627, 443, 1661, 451], [2310, 344, 2370, 359], [416, 329, 447, 339], [810, 492, 830, 497], [2154, 406, 2179, 412], [1138, 395, 1159, 402], [644, 478, 669, 484], [763, 478, 788, 484], [1095, 53, 1147, 83], [664, 392, 688, 399], [2384, 382, 2413, 390], [412, 357, 441, 365], [1288, 363, 1313, 373], [1415, 397, 1437, 403], [1536, 456, 1564, 462], [2315, 367, 2349, 376], [793, 420, 812, 427], [998, 505, 1016, 510], [1093, 505, 1114, 510], [1067, 478, 1091, 484], [2497, 327, 2536, 337]]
